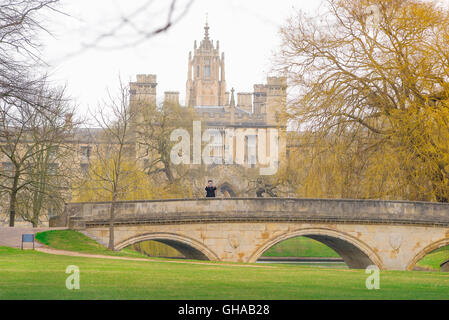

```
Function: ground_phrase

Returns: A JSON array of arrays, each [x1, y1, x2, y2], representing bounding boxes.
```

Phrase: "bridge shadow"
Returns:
[[146, 239, 208, 260], [251, 228, 382, 269], [114, 232, 219, 261]]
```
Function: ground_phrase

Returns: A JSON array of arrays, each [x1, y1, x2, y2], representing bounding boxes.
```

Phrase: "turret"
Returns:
[[185, 19, 227, 107], [237, 92, 253, 113], [164, 91, 180, 106], [265, 76, 287, 126], [130, 74, 157, 105]]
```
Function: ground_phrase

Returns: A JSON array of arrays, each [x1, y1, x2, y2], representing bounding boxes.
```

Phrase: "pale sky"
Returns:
[[39, 0, 323, 116]]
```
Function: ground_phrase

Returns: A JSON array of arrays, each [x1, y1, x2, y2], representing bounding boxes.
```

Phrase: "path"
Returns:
[[0, 227, 67, 248], [1, 227, 271, 268], [35, 247, 273, 268]]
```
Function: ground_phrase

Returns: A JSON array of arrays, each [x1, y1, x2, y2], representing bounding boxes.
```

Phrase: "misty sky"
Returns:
[[39, 0, 323, 115]]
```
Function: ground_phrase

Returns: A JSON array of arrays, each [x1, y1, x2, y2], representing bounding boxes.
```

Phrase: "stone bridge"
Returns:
[[51, 198, 449, 270]]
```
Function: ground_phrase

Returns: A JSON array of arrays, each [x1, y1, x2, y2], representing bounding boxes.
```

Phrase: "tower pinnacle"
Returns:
[[186, 16, 226, 107], [204, 14, 210, 40], [230, 88, 235, 107]]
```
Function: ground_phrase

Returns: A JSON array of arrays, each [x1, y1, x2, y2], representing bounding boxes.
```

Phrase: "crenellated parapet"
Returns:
[[130, 74, 157, 105]]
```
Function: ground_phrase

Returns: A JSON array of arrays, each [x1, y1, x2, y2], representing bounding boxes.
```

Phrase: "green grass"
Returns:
[[35, 230, 148, 259], [262, 237, 340, 258], [416, 246, 449, 271], [131, 240, 184, 258], [1, 246, 449, 299]]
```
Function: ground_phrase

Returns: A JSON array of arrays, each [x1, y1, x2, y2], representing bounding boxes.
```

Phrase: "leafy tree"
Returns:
[[277, 0, 449, 201], [74, 159, 155, 202]]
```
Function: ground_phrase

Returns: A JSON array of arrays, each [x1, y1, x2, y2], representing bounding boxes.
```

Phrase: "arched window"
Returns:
[[204, 59, 211, 78]]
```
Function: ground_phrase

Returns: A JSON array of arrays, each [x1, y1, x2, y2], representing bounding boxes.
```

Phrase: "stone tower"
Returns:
[[265, 77, 287, 126], [186, 21, 226, 107], [253, 77, 287, 126], [129, 74, 158, 123], [130, 74, 157, 105]]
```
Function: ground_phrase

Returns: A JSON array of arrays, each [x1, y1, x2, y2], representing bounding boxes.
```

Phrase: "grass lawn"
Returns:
[[35, 230, 149, 259], [1, 246, 449, 299], [416, 246, 449, 271], [262, 237, 340, 258]]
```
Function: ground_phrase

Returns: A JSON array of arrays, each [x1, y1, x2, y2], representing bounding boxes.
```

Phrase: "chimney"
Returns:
[[164, 91, 180, 106]]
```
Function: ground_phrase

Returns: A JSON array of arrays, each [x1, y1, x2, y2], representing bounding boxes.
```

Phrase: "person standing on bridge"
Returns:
[[205, 180, 217, 198]]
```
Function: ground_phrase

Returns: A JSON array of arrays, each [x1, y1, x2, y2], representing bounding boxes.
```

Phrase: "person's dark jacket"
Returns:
[[205, 186, 217, 198]]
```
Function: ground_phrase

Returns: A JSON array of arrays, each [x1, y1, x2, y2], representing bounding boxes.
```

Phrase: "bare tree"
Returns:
[[0, 0, 61, 104], [85, 81, 137, 250], [65, 0, 194, 55], [17, 100, 76, 227], [0, 82, 75, 227]]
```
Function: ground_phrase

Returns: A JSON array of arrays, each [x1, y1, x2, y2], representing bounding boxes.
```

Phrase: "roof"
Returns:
[[235, 106, 251, 115], [194, 106, 226, 113]]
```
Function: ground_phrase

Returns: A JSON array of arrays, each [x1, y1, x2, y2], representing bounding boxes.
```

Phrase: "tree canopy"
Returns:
[[277, 0, 449, 202]]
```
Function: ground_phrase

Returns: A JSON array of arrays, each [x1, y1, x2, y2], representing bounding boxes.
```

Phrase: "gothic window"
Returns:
[[204, 59, 211, 78], [246, 135, 257, 166], [197, 65, 200, 77]]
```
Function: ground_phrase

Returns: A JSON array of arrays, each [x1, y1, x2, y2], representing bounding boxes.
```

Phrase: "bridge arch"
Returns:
[[114, 232, 220, 261], [406, 237, 449, 271], [248, 228, 384, 269]]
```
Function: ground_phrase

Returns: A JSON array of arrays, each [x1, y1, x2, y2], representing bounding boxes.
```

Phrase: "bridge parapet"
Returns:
[[51, 198, 449, 228]]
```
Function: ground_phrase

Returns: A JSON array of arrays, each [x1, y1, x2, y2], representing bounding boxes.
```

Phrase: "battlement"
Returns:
[[267, 76, 287, 87], [164, 91, 180, 105], [196, 107, 266, 124], [254, 84, 266, 91], [135, 74, 157, 84], [130, 74, 157, 105], [237, 92, 252, 113]]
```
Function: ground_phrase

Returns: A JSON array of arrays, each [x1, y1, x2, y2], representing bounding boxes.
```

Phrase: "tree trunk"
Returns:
[[9, 203, 15, 227], [108, 200, 116, 250], [163, 160, 174, 184], [8, 175, 19, 227]]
